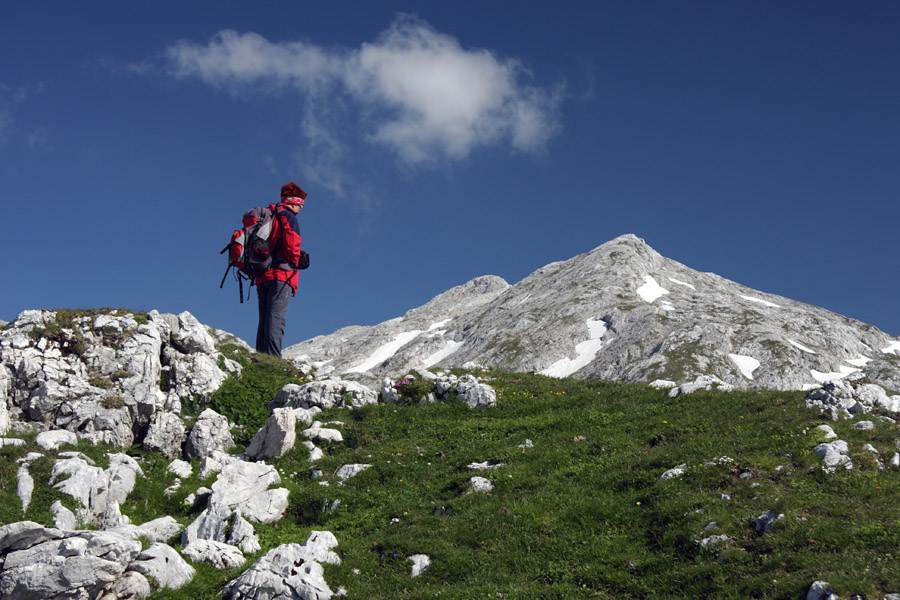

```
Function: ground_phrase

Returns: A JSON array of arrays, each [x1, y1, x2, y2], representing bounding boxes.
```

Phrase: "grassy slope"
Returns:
[[2, 370, 899, 599]]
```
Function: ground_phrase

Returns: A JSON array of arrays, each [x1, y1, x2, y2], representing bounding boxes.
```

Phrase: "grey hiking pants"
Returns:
[[256, 280, 293, 357]]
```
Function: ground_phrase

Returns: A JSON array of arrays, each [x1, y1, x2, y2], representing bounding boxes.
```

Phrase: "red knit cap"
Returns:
[[280, 181, 307, 200]]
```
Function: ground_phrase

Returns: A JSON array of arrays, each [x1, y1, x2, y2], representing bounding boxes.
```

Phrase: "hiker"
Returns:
[[255, 181, 306, 357]]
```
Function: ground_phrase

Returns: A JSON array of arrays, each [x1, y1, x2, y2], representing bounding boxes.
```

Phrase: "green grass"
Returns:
[[2, 371, 899, 599]]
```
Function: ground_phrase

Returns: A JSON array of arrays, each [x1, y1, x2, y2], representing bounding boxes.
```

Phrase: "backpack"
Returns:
[[219, 206, 276, 302]]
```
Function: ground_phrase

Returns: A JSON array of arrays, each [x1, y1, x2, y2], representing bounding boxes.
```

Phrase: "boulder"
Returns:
[[271, 379, 377, 411], [127, 542, 195, 590], [184, 408, 235, 460], [0, 365, 11, 435], [143, 411, 186, 459], [657, 464, 687, 484], [812, 440, 853, 473], [111, 516, 182, 544], [303, 424, 343, 444], [409, 554, 431, 577], [183, 539, 246, 570], [167, 458, 193, 479], [335, 464, 372, 482], [174, 311, 217, 355], [224, 545, 333, 600], [0, 529, 141, 600], [50, 453, 143, 529], [96, 571, 151, 600], [455, 376, 497, 409], [468, 477, 494, 493], [50, 500, 77, 531], [209, 460, 289, 524], [224, 532, 340, 600], [668, 375, 734, 397], [246, 407, 296, 460], [754, 510, 784, 534], [35, 429, 78, 451]]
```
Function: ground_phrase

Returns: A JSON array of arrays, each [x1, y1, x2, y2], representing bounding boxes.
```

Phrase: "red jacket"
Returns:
[[255, 203, 301, 293]]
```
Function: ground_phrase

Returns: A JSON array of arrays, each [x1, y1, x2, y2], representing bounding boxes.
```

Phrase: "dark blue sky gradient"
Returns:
[[1, 1, 897, 345]]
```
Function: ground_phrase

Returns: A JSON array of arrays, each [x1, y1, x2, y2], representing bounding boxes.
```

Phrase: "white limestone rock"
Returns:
[[657, 464, 687, 484], [50, 500, 78, 531], [112, 516, 182, 544], [272, 379, 378, 410], [223, 532, 341, 600], [127, 542, 195, 590], [246, 407, 296, 460], [468, 476, 494, 494], [209, 460, 289, 524], [408, 554, 431, 577], [35, 429, 78, 451], [184, 408, 235, 460], [806, 580, 836, 600], [456, 378, 498, 409], [335, 464, 372, 482], [812, 440, 853, 473], [668, 375, 734, 397], [0, 529, 141, 600], [754, 510, 784, 534], [815, 425, 838, 440], [96, 571, 152, 600], [167, 458, 193, 479], [183, 539, 246, 570], [143, 411, 186, 459], [303, 425, 344, 444], [16, 464, 34, 513], [174, 311, 217, 355]]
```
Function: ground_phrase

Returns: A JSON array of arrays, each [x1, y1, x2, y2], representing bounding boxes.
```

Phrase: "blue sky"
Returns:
[[2, 1, 898, 346]]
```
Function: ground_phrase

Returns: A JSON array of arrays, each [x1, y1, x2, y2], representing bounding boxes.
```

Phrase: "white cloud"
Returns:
[[161, 15, 563, 173]]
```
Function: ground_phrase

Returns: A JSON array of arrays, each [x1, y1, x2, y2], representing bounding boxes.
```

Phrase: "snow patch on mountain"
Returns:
[[345, 330, 423, 374], [740, 295, 780, 308], [882, 341, 900, 356], [425, 341, 463, 368], [668, 277, 695, 290], [846, 356, 872, 367], [637, 276, 670, 303], [788, 339, 817, 354], [541, 318, 609, 378], [729, 354, 760, 380], [810, 366, 860, 384]]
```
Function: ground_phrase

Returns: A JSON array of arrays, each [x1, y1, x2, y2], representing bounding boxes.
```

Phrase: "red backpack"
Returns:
[[219, 206, 276, 302]]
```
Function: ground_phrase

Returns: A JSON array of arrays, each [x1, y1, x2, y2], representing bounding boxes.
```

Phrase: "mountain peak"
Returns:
[[284, 236, 900, 392]]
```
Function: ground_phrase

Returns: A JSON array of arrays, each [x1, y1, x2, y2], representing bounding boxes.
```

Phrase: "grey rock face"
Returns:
[[283, 235, 900, 391]]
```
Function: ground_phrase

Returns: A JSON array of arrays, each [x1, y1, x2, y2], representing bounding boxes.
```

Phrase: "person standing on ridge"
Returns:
[[256, 181, 306, 357]]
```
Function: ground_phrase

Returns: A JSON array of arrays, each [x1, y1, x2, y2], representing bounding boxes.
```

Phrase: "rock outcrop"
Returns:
[[0, 309, 239, 451]]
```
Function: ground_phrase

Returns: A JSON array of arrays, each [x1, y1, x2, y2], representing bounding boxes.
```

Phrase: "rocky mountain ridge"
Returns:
[[285, 234, 900, 392]]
